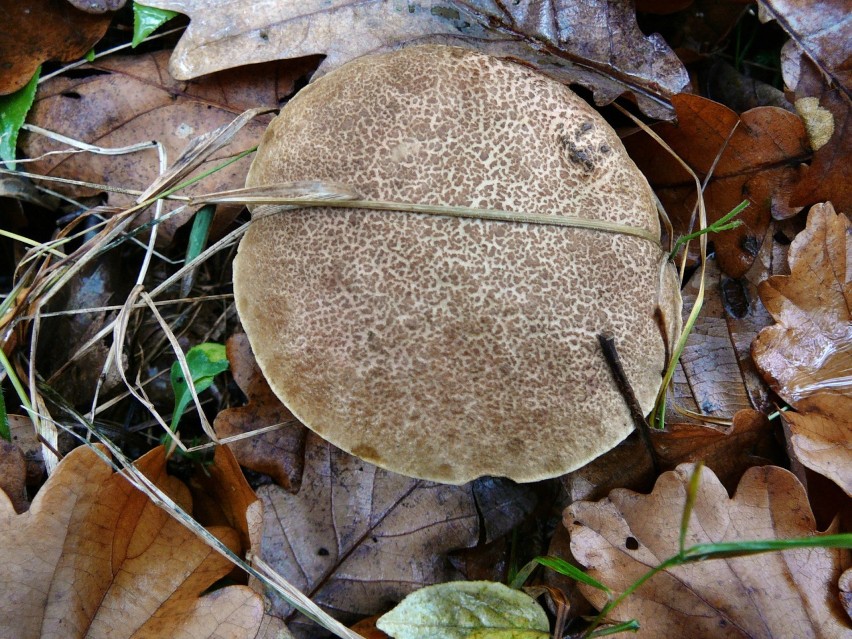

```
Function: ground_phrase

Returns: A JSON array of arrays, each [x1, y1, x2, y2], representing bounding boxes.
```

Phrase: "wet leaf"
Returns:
[[20, 50, 318, 242], [376, 581, 549, 639], [565, 464, 851, 637], [781, 394, 852, 497], [752, 203, 851, 405], [0, 0, 113, 95], [0, 445, 265, 638], [142, 0, 689, 119], [257, 434, 535, 637], [213, 333, 306, 491], [625, 94, 810, 277]]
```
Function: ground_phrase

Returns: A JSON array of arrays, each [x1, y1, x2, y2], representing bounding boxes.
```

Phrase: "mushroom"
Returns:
[[233, 45, 682, 484]]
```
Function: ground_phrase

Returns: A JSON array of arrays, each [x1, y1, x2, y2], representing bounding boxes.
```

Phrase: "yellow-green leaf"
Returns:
[[376, 581, 549, 639]]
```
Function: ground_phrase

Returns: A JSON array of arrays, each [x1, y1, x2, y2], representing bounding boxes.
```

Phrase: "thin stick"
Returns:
[[597, 333, 659, 474]]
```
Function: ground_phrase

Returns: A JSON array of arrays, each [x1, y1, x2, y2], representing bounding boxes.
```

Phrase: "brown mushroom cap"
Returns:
[[234, 45, 682, 484]]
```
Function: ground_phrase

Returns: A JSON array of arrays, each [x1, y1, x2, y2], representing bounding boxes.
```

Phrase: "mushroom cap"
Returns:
[[235, 45, 682, 484]]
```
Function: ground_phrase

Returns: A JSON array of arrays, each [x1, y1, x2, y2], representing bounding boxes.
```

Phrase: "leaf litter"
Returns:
[[0, 3, 852, 637]]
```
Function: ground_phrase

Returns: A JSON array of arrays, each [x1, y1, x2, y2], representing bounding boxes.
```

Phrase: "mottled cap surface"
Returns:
[[235, 45, 682, 484]]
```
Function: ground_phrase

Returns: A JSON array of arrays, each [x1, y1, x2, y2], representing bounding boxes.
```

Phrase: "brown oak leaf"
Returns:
[[781, 394, 852, 497], [142, 0, 689, 119], [0, 445, 265, 638], [213, 333, 306, 491], [752, 202, 851, 405], [0, 0, 113, 95], [565, 464, 851, 637], [258, 433, 536, 637], [625, 94, 810, 277], [20, 50, 318, 242]]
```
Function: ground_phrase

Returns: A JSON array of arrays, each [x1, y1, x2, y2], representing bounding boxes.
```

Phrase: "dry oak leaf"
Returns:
[[258, 433, 535, 638], [781, 394, 852, 497], [0, 0, 113, 95], [625, 94, 810, 277], [759, 0, 852, 92], [213, 333, 306, 491], [142, 0, 689, 119], [752, 203, 851, 405], [0, 445, 266, 639], [20, 50, 317, 242], [764, 0, 851, 212], [651, 409, 778, 493], [783, 54, 852, 213], [565, 464, 851, 638]]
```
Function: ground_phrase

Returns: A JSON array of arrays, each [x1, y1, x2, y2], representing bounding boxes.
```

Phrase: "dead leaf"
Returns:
[[258, 433, 535, 637], [752, 203, 851, 404], [66, 0, 126, 13], [760, 0, 852, 91], [785, 56, 852, 212], [565, 464, 851, 637], [143, 0, 689, 119], [20, 50, 319, 242], [213, 333, 306, 491], [0, 0, 113, 95], [762, 0, 852, 212], [560, 434, 655, 504], [0, 445, 265, 638], [781, 394, 852, 497], [0, 440, 27, 513], [625, 93, 810, 277], [841, 568, 852, 623], [7, 413, 45, 487], [651, 409, 779, 492]]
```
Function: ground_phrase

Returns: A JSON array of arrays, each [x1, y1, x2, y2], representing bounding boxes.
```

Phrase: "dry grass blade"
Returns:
[[195, 182, 663, 243]]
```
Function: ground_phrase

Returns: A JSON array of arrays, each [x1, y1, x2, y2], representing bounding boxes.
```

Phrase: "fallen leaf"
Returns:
[[625, 93, 810, 277], [213, 333, 306, 491], [759, 0, 852, 91], [376, 581, 549, 639], [20, 50, 319, 242], [560, 434, 655, 504], [651, 409, 779, 492], [0, 0, 113, 95], [143, 0, 689, 119], [841, 568, 852, 622], [785, 56, 852, 212], [565, 464, 851, 637], [762, 0, 852, 212], [0, 445, 265, 638], [781, 394, 852, 497], [258, 434, 536, 637], [752, 203, 851, 404], [67, 0, 126, 13], [0, 439, 27, 513]]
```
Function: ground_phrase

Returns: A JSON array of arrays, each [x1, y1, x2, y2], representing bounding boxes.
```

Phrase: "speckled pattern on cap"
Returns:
[[234, 45, 682, 484]]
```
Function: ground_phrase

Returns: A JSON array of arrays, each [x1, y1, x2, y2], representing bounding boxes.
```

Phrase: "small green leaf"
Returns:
[[0, 68, 40, 170], [133, 2, 179, 47], [376, 581, 549, 639], [84, 48, 96, 62], [170, 342, 229, 432]]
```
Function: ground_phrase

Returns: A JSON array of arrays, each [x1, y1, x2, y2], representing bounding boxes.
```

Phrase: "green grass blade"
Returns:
[[588, 619, 640, 636], [0, 383, 9, 441], [534, 556, 612, 594], [679, 462, 704, 554], [683, 533, 852, 562]]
